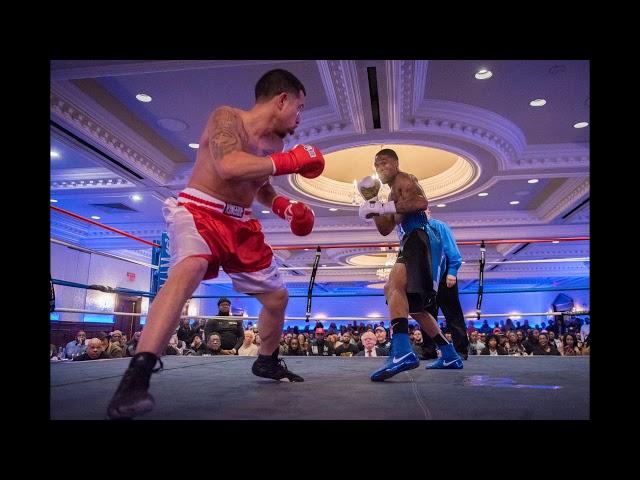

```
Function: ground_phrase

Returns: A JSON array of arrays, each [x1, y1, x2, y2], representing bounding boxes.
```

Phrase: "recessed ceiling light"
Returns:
[[136, 93, 152, 103], [509, 201, 520, 205], [261, 210, 270, 214], [50, 199, 58, 203], [130, 194, 142, 201], [574, 122, 589, 129], [50, 150, 60, 158], [304, 248, 309, 251], [321, 264, 327, 267], [475, 69, 493, 80], [478, 192, 489, 197], [529, 99, 547, 107], [329, 208, 338, 212], [436, 204, 446, 207], [91, 215, 101, 220], [188, 143, 199, 149], [528, 179, 539, 184], [552, 240, 560, 244]]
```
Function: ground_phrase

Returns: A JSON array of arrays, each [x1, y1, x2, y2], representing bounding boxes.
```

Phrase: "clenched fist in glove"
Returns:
[[357, 176, 382, 201], [272, 196, 315, 236], [270, 144, 325, 178], [358, 200, 397, 220]]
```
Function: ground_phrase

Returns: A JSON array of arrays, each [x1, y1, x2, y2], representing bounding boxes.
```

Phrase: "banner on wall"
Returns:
[[150, 232, 170, 298]]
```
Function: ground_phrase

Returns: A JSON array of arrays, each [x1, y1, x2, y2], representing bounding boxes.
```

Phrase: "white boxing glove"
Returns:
[[358, 200, 396, 219], [357, 176, 382, 201]]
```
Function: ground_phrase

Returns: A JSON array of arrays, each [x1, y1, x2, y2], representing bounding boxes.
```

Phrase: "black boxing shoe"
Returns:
[[252, 357, 304, 382], [107, 352, 163, 420]]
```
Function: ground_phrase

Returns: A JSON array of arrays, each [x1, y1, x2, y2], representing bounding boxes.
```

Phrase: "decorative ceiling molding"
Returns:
[[386, 60, 403, 132], [51, 83, 175, 185], [51, 167, 134, 190], [536, 177, 589, 222], [85, 225, 165, 240], [287, 60, 366, 145], [404, 100, 526, 170], [514, 143, 589, 170], [50, 215, 90, 243], [51, 178, 133, 190], [386, 60, 429, 132], [318, 60, 366, 134]]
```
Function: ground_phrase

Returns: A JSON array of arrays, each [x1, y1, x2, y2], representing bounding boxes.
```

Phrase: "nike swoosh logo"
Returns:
[[392, 353, 413, 364], [443, 359, 460, 366]]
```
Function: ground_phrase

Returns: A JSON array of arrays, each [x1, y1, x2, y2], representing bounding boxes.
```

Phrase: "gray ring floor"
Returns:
[[50, 356, 589, 420]]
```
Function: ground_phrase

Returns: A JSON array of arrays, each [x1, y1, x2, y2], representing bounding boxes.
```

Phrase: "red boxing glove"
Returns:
[[272, 196, 315, 236], [270, 144, 325, 178]]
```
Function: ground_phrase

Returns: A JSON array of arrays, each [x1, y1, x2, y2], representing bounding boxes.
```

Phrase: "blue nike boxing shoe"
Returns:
[[425, 342, 463, 369], [370, 333, 420, 381]]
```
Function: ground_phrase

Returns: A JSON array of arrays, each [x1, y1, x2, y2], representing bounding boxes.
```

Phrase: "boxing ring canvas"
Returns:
[[51, 356, 589, 420]]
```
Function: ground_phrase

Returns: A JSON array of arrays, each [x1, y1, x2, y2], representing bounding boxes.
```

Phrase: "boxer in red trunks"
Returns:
[[108, 69, 325, 419]]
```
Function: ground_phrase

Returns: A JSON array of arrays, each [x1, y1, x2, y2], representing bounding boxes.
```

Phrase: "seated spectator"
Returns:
[[561, 333, 581, 356], [109, 330, 125, 350], [468, 331, 485, 356], [298, 333, 311, 355], [478, 320, 491, 334], [165, 334, 187, 355], [200, 333, 224, 356], [505, 318, 515, 331], [189, 334, 206, 355], [522, 329, 540, 355], [308, 327, 334, 356], [580, 317, 590, 343], [504, 330, 527, 356], [124, 331, 142, 357], [582, 334, 590, 355], [356, 331, 388, 357], [466, 321, 477, 335], [279, 333, 293, 355], [64, 330, 87, 359], [333, 332, 360, 357], [410, 329, 429, 359], [238, 330, 259, 356], [176, 318, 193, 343], [285, 337, 307, 356], [98, 331, 123, 358], [374, 326, 391, 351], [531, 332, 561, 355], [73, 338, 111, 361], [350, 331, 360, 349], [480, 334, 507, 355], [548, 330, 563, 350]]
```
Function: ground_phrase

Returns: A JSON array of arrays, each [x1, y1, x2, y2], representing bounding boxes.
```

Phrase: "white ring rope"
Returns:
[[54, 308, 586, 321]]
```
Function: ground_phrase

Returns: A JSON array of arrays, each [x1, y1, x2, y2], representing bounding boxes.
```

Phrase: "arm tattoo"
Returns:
[[209, 108, 242, 160]]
